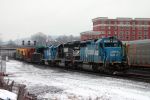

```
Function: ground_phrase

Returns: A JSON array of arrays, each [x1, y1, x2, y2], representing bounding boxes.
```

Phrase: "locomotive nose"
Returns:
[[106, 48, 122, 62]]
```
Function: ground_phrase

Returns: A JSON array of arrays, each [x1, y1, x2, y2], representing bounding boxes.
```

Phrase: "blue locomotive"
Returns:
[[80, 37, 127, 73], [42, 37, 127, 73]]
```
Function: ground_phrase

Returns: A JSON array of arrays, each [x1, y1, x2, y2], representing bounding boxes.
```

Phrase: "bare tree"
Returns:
[[7, 40, 16, 47], [31, 32, 48, 46], [56, 35, 80, 44], [0, 33, 2, 45]]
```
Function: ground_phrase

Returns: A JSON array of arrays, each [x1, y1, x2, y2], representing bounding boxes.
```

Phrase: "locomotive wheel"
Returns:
[[72, 64, 77, 69], [102, 63, 114, 74], [65, 62, 70, 69], [92, 65, 99, 72], [41, 60, 45, 65], [76, 64, 83, 70]]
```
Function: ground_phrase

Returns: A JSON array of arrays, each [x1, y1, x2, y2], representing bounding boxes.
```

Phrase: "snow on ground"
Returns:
[[5, 60, 150, 100], [0, 89, 17, 100]]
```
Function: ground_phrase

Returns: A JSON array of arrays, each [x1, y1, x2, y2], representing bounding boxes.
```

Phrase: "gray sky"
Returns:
[[0, 0, 150, 41]]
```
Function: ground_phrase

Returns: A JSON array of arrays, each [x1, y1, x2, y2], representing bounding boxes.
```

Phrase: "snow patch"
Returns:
[[0, 89, 17, 100]]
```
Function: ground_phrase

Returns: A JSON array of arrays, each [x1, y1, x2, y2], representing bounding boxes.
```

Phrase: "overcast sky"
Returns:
[[0, 0, 150, 41]]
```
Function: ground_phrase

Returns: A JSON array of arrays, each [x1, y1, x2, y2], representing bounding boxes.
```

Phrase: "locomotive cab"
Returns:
[[102, 37, 123, 63], [98, 37, 127, 71]]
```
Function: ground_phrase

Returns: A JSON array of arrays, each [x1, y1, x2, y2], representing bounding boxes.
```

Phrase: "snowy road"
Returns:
[[6, 60, 150, 100]]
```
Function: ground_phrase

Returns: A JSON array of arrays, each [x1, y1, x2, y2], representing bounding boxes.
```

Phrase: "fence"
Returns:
[[0, 56, 37, 100], [0, 56, 6, 75], [0, 49, 16, 59]]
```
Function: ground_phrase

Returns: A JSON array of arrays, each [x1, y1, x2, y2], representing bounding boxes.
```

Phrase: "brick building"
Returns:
[[81, 17, 150, 41]]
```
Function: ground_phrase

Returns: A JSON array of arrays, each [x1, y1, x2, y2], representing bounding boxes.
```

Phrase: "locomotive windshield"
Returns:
[[104, 43, 121, 47], [103, 38, 122, 47]]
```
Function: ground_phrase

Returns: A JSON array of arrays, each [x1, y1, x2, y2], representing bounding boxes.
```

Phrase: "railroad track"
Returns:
[[123, 69, 150, 82], [12, 60, 150, 83]]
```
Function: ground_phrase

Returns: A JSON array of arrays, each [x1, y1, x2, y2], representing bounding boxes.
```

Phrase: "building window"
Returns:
[[114, 35, 117, 38], [132, 36, 135, 40], [120, 32, 124, 34], [126, 32, 129, 34], [114, 26, 117, 30], [138, 36, 142, 39], [132, 31, 135, 34], [126, 22, 130, 25], [101, 21, 105, 24], [144, 27, 148, 30], [108, 26, 111, 29], [132, 27, 136, 30], [119, 22, 124, 25], [119, 36, 122, 39], [144, 36, 148, 39], [119, 26, 124, 30], [144, 31, 148, 35], [132, 22, 136, 25], [138, 27, 143, 30], [138, 32, 142, 34], [107, 21, 111, 24], [108, 31, 111, 34], [138, 21, 143, 25], [119, 27, 121, 30], [114, 31, 117, 34], [101, 26, 105, 30], [126, 27, 130, 30], [114, 22, 117, 25], [100, 31, 104, 34], [144, 22, 148, 25]]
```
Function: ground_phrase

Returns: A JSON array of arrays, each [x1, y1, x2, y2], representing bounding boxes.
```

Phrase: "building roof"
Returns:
[[80, 31, 100, 35], [134, 18, 150, 21], [92, 17, 108, 22], [92, 17, 150, 22], [116, 17, 132, 21]]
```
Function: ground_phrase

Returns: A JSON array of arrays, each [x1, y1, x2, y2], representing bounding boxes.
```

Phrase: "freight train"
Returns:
[[15, 37, 128, 74]]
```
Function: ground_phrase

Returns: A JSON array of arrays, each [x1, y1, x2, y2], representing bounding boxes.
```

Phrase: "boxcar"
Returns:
[[127, 39, 150, 68]]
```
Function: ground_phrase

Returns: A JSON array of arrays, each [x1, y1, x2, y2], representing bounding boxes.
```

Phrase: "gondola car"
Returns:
[[15, 48, 26, 60], [127, 39, 150, 68], [23, 48, 35, 62]]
